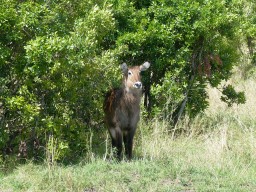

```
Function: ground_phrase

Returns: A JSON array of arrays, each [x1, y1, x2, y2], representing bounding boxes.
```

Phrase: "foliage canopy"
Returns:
[[0, 0, 252, 161]]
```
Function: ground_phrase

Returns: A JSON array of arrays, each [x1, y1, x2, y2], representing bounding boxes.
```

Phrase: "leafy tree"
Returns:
[[109, 0, 246, 122], [1, 0, 117, 161]]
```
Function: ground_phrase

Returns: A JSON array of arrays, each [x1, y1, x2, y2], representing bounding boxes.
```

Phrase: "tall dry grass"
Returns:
[[135, 66, 256, 169]]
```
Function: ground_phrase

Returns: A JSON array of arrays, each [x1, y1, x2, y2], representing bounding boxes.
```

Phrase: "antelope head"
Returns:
[[120, 62, 150, 93]]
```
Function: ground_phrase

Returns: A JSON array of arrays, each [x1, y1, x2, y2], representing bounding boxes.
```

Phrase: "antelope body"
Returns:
[[103, 62, 150, 160]]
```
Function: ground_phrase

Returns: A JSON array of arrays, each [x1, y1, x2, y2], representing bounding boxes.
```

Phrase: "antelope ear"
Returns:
[[120, 63, 128, 73], [140, 61, 150, 71]]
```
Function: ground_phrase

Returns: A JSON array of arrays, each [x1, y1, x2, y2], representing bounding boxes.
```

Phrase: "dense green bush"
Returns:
[[0, 0, 118, 161], [110, 0, 245, 120], [0, 0, 251, 161]]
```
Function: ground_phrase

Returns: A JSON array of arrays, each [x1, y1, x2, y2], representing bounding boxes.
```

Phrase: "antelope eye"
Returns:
[[128, 71, 132, 76]]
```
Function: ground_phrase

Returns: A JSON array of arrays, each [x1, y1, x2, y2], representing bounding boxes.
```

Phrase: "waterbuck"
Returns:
[[103, 62, 150, 160]]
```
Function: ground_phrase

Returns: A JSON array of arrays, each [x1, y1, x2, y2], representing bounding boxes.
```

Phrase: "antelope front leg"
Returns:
[[124, 129, 135, 160], [109, 127, 122, 160]]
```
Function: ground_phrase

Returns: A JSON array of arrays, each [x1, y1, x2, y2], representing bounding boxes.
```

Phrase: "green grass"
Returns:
[[1, 71, 256, 192], [1, 114, 256, 192], [0, 147, 255, 192]]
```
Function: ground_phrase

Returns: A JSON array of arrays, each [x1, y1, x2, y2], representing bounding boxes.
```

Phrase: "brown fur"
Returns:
[[103, 62, 150, 160]]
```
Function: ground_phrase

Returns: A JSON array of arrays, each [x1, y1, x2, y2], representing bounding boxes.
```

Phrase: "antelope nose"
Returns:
[[134, 82, 142, 89]]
